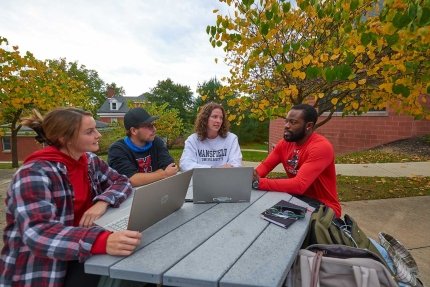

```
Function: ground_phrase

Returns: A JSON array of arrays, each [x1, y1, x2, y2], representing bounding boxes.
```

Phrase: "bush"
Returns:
[[97, 125, 123, 155]]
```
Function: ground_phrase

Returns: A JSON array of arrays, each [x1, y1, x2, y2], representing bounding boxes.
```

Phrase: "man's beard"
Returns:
[[283, 126, 306, 142]]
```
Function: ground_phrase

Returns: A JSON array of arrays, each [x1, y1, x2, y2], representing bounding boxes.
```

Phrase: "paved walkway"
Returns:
[[243, 161, 430, 177], [0, 163, 429, 284]]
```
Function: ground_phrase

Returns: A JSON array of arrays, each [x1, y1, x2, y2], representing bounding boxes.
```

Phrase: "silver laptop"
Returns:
[[192, 167, 253, 203], [94, 170, 193, 232]]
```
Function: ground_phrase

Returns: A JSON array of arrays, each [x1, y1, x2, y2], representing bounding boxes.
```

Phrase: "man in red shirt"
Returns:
[[253, 104, 341, 217]]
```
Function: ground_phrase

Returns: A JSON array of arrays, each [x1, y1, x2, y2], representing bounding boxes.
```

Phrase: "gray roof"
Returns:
[[97, 95, 146, 114]]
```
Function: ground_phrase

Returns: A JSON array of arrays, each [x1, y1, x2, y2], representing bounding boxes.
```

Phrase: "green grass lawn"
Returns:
[[336, 175, 430, 201], [267, 172, 430, 202], [0, 163, 15, 169], [336, 150, 429, 164], [240, 142, 268, 150]]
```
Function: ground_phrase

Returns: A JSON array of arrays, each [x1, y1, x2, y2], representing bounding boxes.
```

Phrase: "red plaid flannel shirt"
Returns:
[[0, 153, 132, 287]]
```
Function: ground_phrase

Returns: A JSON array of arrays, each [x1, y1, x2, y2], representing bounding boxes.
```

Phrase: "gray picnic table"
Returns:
[[85, 189, 312, 287]]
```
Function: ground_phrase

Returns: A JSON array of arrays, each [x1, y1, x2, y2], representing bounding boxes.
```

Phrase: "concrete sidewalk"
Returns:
[[243, 161, 430, 177], [342, 196, 430, 286]]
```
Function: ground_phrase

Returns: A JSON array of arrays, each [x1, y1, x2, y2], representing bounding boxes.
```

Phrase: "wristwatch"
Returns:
[[252, 179, 259, 189]]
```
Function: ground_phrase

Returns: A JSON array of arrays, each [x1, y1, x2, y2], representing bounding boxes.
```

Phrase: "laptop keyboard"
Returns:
[[104, 216, 129, 231]]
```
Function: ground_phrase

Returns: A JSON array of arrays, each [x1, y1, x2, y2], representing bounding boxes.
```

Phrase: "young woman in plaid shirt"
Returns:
[[0, 108, 142, 287]]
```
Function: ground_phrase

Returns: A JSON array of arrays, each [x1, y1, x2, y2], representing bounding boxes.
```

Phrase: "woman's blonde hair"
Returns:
[[194, 102, 230, 140], [22, 107, 92, 148]]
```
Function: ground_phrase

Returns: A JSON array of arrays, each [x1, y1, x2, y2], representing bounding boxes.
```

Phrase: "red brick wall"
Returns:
[[0, 136, 44, 162], [99, 117, 111, 123], [98, 116, 124, 125], [269, 110, 430, 154]]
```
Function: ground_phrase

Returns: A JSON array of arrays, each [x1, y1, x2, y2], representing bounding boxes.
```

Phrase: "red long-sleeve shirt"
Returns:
[[256, 133, 341, 217]]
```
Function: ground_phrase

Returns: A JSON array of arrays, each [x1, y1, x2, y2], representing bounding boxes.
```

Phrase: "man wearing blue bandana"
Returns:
[[108, 107, 178, 186]]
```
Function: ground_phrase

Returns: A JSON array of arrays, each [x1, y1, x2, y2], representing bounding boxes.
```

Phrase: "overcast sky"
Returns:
[[1, 0, 230, 97]]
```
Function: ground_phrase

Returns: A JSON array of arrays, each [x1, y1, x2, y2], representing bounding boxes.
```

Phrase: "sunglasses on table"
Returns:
[[263, 205, 305, 220]]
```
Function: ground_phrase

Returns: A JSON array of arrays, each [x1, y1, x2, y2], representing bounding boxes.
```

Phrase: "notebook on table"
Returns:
[[192, 167, 253, 203], [94, 169, 193, 232], [260, 200, 307, 229]]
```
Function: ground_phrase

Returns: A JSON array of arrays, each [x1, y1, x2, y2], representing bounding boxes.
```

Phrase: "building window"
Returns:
[[2, 136, 11, 151], [111, 118, 118, 124], [318, 95, 387, 116], [110, 102, 118, 110]]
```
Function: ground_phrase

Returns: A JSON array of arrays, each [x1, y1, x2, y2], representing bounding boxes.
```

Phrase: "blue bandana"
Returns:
[[124, 136, 153, 152]]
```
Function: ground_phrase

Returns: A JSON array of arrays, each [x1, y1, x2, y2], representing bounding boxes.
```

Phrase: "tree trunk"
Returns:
[[10, 110, 23, 168], [11, 128, 19, 168]]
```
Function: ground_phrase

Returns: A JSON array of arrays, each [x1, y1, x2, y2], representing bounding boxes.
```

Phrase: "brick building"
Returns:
[[96, 86, 146, 124], [269, 109, 430, 154]]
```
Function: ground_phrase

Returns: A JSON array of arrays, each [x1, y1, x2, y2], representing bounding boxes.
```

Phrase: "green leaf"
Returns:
[[222, 20, 229, 29], [251, 49, 261, 57], [299, 0, 309, 10], [324, 68, 336, 83], [405, 61, 417, 72], [210, 26, 216, 37], [380, 6, 389, 21], [305, 66, 320, 80], [350, 0, 359, 11], [361, 33, 372, 45], [302, 40, 311, 48], [243, 0, 254, 9], [317, 7, 324, 18], [283, 43, 290, 53], [282, 2, 291, 13], [385, 33, 399, 45], [427, 86, 430, 94], [344, 23, 352, 33], [336, 64, 352, 81], [346, 52, 355, 65], [418, 7, 430, 26], [393, 12, 411, 28], [260, 23, 269, 36], [291, 42, 300, 51], [408, 4, 417, 20], [216, 41, 222, 47], [206, 25, 210, 34], [265, 10, 273, 20], [393, 84, 410, 97]]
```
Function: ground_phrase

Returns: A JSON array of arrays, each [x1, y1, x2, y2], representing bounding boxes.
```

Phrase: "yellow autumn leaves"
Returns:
[[209, 0, 430, 121]]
